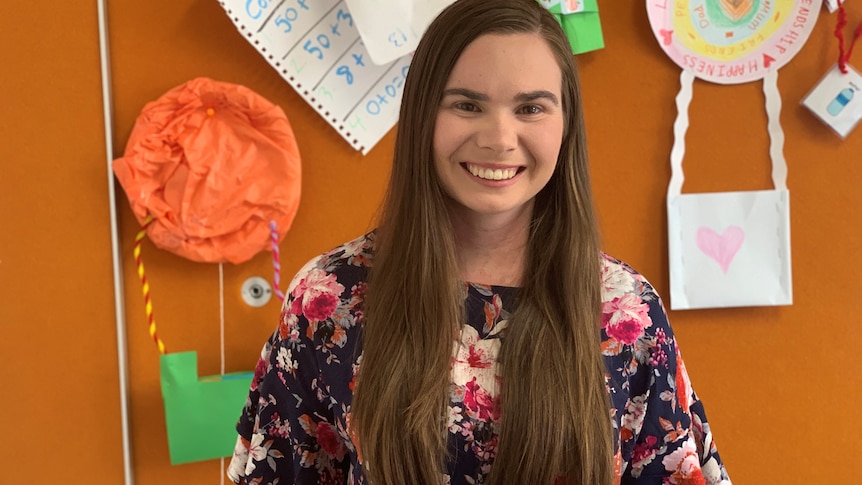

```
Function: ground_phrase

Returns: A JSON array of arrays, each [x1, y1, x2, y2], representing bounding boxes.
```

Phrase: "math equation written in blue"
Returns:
[[219, 0, 414, 154]]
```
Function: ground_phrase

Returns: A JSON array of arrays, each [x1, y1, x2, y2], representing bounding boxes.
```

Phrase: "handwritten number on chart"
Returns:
[[290, 58, 306, 74], [350, 115, 366, 132], [275, 8, 298, 33], [388, 29, 408, 48], [338, 9, 354, 27], [273, 1, 309, 33], [366, 64, 410, 115], [335, 48, 367, 86], [304, 34, 332, 60], [231, 0, 402, 152], [317, 85, 334, 100], [330, 8, 354, 37], [336, 65, 354, 84]]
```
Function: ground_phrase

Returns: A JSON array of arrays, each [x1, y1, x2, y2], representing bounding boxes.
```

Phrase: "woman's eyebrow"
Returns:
[[441, 88, 559, 106], [515, 90, 559, 106], [441, 88, 489, 101]]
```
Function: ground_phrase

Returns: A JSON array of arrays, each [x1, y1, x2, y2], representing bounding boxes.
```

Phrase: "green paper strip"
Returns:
[[160, 351, 253, 465], [542, 0, 604, 55]]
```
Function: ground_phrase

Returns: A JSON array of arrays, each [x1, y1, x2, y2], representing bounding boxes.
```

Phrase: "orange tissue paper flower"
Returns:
[[113, 77, 301, 264]]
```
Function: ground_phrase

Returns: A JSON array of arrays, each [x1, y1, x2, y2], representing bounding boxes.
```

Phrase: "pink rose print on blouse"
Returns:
[[316, 421, 347, 461], [467, 345, 491, 369], [631, 434, 660, 473], [452, 325, 502, 398], [602, 293, 651, 345], [463, 377, 500, 422], [250, 355, 269, 392], [290, 268, 345, 322]]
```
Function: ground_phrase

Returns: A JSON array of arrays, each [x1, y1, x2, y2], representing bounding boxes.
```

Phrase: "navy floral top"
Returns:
[[227, 232, 731, 484]]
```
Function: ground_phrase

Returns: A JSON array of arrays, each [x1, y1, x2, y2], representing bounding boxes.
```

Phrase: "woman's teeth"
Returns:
[[467, 165, 518, 181]]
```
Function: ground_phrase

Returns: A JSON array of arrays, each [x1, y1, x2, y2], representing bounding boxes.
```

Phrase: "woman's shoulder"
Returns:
[[599, 252, 660, 304], [284, 232, 375, 295], [598, 252, 671, 346]]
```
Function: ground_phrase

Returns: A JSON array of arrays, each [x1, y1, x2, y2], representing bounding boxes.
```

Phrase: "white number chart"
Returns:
[[218, 0, 413, 154]]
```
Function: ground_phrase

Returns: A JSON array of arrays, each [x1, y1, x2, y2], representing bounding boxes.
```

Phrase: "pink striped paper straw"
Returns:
[[269, 221, 284, 301]]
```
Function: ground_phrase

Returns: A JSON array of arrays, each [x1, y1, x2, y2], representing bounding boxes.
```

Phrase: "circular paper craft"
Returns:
[[113, 77, 302, 264], [647, 0, 821, 84]]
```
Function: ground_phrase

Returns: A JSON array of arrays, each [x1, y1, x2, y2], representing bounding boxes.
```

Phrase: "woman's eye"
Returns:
[[518, 105, 543, 115], [455, 102, 480, 112]]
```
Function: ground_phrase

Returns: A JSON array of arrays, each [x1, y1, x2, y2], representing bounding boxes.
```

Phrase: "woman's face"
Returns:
[[432, 32, 565, 222]]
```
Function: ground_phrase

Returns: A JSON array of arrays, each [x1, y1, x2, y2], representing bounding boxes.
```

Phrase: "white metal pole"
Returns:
[[97, 0, 135, 483]]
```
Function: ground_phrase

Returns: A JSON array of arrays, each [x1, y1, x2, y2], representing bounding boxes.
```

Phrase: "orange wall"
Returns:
[[2, 1, 861, 483]]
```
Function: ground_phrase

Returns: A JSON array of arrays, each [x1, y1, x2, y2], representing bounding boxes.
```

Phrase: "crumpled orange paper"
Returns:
[[113, 77, 301, 264]]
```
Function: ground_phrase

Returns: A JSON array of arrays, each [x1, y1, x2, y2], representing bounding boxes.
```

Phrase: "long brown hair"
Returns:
[[352, 0, 614, 483]]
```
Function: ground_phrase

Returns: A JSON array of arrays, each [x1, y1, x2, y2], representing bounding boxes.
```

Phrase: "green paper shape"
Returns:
[[543, 0, 605, 55], [160, 351, 254, 465], [561, 11, 604, 54]]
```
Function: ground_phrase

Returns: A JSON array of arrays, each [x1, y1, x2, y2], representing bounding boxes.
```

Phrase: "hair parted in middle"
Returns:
[[352, 0, 614, 484]]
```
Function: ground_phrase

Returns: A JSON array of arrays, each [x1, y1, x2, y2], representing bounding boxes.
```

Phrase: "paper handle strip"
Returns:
[[667, 70, 694, 198], [134, 218, 166, 354], [668, 70, 788, 196], [764, 70, 788, 191]]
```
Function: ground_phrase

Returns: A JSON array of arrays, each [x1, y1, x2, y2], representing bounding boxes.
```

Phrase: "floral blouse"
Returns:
[[227, 232, 731, 484]]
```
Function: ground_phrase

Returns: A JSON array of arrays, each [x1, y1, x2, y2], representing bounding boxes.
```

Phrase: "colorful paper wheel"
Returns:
[[646, 0, 821, 84]]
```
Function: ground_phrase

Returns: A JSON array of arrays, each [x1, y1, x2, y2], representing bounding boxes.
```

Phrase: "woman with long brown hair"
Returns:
[[228, 1, 730, 483]]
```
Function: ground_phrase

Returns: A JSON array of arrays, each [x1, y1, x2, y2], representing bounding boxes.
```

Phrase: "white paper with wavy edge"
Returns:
[[667, 70, 793, 310], [218, 0, 413, 154]]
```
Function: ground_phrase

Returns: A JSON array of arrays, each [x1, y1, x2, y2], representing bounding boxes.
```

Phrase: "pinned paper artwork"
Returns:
[[126, 218, 259, 465], [112, 77, 301, 264], [662, 69, 795, 310], [648, 1, 818, 309], [668, 188, 793, 309], [343, 0, 454, 65], [803, 63, 862, 138], [541, 0, 605, 54], [647, 0, 820, 84], [114, 79, 295, 464], [161, 352, 254, 464], [217, 0, 413, 154], [345, 0, 604, 67]]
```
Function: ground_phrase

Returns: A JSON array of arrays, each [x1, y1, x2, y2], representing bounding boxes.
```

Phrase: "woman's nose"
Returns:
[[475, 113, 517, 155]]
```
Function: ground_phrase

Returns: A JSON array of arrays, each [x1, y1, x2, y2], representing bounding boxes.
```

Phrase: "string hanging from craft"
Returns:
[[835, 0, 862, 73]]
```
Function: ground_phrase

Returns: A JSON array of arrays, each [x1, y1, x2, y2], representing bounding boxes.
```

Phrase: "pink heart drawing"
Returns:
[[696, 226, 745, 274]]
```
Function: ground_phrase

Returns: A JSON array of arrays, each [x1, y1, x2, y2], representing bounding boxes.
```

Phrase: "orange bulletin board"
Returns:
[[2, 1, 861, 483]]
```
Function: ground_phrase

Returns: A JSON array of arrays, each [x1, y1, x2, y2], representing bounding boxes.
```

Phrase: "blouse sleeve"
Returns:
[[227, 260, 351, 485], [619, 281, 731, 484]]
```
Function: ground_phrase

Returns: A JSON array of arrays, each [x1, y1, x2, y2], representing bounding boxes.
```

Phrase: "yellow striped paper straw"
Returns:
[[133, 216, 166, 354]]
